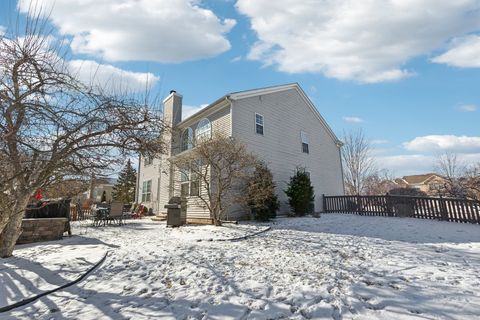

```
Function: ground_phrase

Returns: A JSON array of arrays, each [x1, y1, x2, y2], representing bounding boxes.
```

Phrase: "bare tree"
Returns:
[[363, 169, 396, 195], [435, 153, 468, 198], [342, 129, 377, 195], [42, 178, 89, 199], [464, 163, 480, 200], [170, 134, 257, 226], [0, 16, 165, 257]]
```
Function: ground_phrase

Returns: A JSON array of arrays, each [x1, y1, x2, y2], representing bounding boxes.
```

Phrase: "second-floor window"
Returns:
[[301, 131, 309, 154], [196, 118, 212, 142], [144, 157, 153, 166], [181, 127, 193, 151], [255, 113, 264, 135], [142, 180, 152, 202]]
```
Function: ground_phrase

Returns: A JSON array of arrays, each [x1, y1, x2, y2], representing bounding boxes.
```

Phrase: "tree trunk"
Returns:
[[0, 196, 30, 258], [211, 207, 222, 226], [0, 212, 24, 257]]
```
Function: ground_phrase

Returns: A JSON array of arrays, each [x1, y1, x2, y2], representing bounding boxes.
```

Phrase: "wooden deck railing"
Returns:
[[323, 194, 480, 224]]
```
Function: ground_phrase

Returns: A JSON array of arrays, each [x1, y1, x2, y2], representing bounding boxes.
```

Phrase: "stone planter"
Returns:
[[16, 218, 68, 244]]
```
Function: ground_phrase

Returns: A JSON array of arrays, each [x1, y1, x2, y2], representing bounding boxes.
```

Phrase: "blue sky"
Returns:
[[1, 0, 480, 176]]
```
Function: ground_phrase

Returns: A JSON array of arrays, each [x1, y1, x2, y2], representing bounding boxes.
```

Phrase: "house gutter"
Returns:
[[136, 154, 141, 203]]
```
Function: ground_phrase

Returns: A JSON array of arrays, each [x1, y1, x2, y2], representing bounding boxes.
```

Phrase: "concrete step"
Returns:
[[151, 214, 167, 222]]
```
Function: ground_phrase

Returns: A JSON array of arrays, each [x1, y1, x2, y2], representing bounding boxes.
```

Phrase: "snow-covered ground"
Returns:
[[1, 214, 480, 319]]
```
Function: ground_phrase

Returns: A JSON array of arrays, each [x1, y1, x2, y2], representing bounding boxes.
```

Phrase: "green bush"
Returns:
[[285, 168, 315, 216], [245, 162, 279, 221]]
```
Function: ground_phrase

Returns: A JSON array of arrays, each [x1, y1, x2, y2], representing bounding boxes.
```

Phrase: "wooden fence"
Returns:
[[323, 194, 480, 224], [69, 206, 93, 221]]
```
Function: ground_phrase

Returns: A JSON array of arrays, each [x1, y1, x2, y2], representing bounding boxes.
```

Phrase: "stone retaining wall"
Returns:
[[17, 218, 68, 244]]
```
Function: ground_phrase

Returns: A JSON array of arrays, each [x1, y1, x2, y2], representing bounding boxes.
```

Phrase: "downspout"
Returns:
[[157, 158, 161, 214], [226, 96, 233, 138], [136, 154, 141, 203], [337, 142, 346, 196]]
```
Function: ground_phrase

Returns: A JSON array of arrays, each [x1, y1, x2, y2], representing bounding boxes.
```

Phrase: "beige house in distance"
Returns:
[[136, 83, 344, 223], [394, 173, 447, 195]]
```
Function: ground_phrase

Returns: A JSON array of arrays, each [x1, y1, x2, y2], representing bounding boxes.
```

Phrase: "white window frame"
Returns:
[[181, 127, 193, 151], [144, 156, 153, 166], [255, 113, 264, 135], [141, 180, 152, 202], [196, 118, 212, 142], [180, 171, 190, 197], [179, 162, 201, 198], [301, 131, 309, 154]]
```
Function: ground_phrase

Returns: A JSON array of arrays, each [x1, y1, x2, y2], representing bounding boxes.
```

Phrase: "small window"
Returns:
[[141, 180, 152, 202], [301, 131, 309, 154], [144, 156, 153, 166], [180, 171, 189, 197], [181, 127, 193, 151], [255, 113, 264, 135], [179, 163, 201, 197], [190, 161, 200, 196], [196, 118, 211, 142]]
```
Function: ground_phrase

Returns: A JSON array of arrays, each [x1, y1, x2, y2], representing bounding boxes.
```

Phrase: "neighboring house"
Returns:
[[394, 173, 447, 195], [79, 178, 115, 203], [136, 83, 345, 223]]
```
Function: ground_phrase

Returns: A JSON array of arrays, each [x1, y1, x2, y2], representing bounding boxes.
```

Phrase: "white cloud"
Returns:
[[236, 1, 480, 83], [343, 116, 363, 123], [231, 56, 242, 62], [459, 104, 478, 112], [376, 154, 435, 175], [403, 135, 480, 153], [19, 0, 236, 63], [432, 35, 480, 68], [0, 25, 5, 35], [68, 60, 159, 93], [182, 104, 209, 120], [376, 153, 480, 176]]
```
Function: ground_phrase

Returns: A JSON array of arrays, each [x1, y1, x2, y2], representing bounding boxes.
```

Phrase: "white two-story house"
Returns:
[[136, 83, 344, 223]]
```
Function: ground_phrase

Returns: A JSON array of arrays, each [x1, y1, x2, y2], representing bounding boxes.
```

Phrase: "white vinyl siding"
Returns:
[[231, 88, 343, 214], [170, 105, 232, 219]]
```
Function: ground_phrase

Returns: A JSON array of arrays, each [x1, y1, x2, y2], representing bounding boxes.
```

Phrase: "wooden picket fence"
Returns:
[[323, 194, 480, 224], [69, 206, 93, 221]]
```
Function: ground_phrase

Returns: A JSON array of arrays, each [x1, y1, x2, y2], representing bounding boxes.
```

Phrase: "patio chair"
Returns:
[[107, 201, 126, 225], [91, 203, 109, 226]]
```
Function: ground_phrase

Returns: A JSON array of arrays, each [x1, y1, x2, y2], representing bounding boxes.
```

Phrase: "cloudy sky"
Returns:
[[1, 0, 479, 176]]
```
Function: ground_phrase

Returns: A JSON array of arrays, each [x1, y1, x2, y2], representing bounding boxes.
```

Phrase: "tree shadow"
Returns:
[[15, 235, 119, 251], [271, 214, 480, 244]]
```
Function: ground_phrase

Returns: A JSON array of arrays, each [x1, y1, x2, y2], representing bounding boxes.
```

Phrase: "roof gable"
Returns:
[[229, 83, 342, 146], [402, 173, 441, 185], [175, 83, 341, 146]]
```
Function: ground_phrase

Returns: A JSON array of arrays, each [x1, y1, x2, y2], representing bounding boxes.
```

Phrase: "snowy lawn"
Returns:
[[1, 214, 480, 319]]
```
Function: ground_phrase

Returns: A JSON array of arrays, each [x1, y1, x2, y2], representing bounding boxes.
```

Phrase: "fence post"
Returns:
[[385, 193, 392, 216], [322, 194, 327, 213], [439, 196, 448, 221], [357, 195, 362, 215]]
